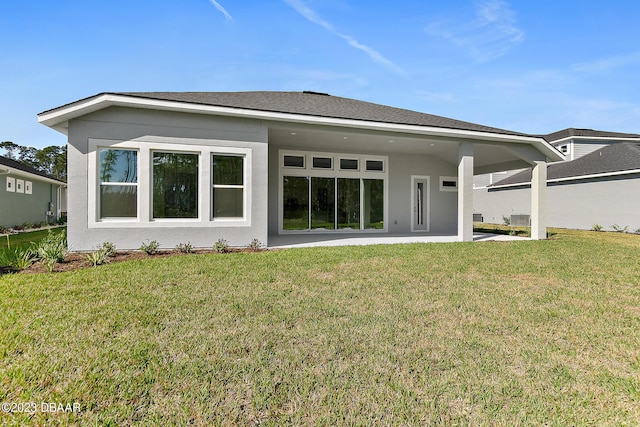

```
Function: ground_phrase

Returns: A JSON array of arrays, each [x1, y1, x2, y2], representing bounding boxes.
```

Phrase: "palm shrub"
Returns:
[[85, 248, 111, 267], [4, 248, 37, 271], [213, 238, 230, 253], [34, 230, 68, 272], [140, 240, 160, 255]]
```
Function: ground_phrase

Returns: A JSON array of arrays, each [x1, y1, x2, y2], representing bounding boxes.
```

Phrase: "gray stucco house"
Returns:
[[38, 91, 563, 251], [0, 156, 67, 228], [475, 129, 640, 231]]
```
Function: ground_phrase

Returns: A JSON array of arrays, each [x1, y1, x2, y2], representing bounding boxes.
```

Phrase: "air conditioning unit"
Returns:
[[510, 214, 530, 227]]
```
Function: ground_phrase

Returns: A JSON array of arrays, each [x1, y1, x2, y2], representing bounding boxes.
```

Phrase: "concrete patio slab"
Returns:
[[268, 232, 528, 248]]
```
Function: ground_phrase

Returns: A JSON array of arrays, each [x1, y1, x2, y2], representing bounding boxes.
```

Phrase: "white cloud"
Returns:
[[209, 0, 232, 20], [572, 52, 640, 73], [282, 0, 403, 74], [426, 0, 524, 62]]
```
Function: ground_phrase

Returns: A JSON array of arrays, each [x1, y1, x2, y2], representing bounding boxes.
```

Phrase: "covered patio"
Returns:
[[268, 231, 527, 248]]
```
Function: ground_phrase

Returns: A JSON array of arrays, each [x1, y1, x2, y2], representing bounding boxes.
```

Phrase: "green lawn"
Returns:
[[0, 227, 66, 253], [1, 229, 639, 425]]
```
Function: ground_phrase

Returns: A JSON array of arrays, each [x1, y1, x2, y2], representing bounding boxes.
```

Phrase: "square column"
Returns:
[[458, 142, 474, 242], [531, 160, 547, 240]]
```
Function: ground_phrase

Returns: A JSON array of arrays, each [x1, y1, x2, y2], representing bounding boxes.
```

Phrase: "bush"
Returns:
[[34, 230, 68, 272], [611, 224, 628, 233], [591, 224, 603, 232], [175, 242, 194, 254], [502, 216, 511, 226], [2, 248, 37, 271], [85, 248, 111, 267], [100, 241, 117, 257], [249, 238, 263, 251], [213, 238, 230, 254], [140, 240, 160, 255]]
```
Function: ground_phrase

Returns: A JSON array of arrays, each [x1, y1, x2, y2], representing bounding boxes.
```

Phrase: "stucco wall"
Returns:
[[268, 145, 458, 235], [474, 174, 640, 231], [66, 107, 269, 251], [0, 175, 61, 227]]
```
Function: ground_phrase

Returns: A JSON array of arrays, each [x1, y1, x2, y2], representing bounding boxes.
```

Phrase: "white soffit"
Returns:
[[39, 93, 564, 162]]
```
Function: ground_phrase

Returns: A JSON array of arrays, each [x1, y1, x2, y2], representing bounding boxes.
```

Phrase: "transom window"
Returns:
[[99, 148, 138, 218]]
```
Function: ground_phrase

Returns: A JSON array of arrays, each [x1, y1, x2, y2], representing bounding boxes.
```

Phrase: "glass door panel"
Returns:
[[311, 177, 335, 229], [363, 179, 384, 229], [337, 178, 360, 230], [283, 176, 309, 230]]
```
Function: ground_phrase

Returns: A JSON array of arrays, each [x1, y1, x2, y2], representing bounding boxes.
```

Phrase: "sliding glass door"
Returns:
[[283, 176, 383, 231]]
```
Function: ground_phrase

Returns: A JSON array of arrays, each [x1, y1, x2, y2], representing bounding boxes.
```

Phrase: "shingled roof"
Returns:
[[0, 156, 65, 183], [42, 91, 531, 138], [542, 128, 640, 143], [491, 142, 640, 187]]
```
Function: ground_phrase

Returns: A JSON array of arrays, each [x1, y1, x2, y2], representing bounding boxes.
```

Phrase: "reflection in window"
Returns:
[[212, 155, 244, 218], [99, 149, 138, 218], [340, 159, 358, 170], [283, 176, 309, 230], [311, 177, 335, 229], [363, 179, 384, 229], [337, 178, 360, 229], [153, 152, 198, 218]]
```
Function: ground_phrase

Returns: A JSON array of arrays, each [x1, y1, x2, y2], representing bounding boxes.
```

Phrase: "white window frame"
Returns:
[[151, 149, 201, 222], [25, 181, 32, 195], [88, 138, 251, 228], [97, 147, 139, 221], [211, 153, 247, 221], [278, 150, 388, 234], [6, 177, 15, 192], [16, 179, 24, 194], [439, 176, 458, 192]]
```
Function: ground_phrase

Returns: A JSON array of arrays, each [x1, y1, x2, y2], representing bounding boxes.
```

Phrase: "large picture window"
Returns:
[[99, 149, 138, 218], [153, 152, 198, 218], [212, 155, 244, 219]]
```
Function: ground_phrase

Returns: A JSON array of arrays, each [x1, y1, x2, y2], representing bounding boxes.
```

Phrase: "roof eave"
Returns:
[[0, 165, 66, 185], [39, 93, 564, 162]]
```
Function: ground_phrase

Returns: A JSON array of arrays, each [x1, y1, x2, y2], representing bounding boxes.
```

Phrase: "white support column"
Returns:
[[531, 160, 547, 240], [458, 142, 474, 242]]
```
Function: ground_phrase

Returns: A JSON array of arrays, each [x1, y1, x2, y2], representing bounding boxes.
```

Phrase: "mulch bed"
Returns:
[[4, 248, 265, 275]]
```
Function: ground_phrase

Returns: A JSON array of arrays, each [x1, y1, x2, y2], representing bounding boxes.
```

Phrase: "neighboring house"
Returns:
[[0, 156, 67, 228], [474, 128, 640, 188], [474, 141, 640, 231], [38, 91, 563, 250]]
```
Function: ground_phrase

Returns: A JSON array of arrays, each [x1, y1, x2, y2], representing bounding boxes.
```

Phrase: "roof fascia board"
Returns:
[[490, 168, 640, 189], [39, 93, 563, 161], [0, 165, 66, 185], [550, 135, 640, 145]]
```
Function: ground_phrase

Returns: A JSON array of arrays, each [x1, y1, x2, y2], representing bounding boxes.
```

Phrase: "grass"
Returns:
[[0, 227, 66, 253], [1, 229, 640, 425]]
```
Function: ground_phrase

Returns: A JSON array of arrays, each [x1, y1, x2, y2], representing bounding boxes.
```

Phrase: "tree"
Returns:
[[0, 141, 67, 181]]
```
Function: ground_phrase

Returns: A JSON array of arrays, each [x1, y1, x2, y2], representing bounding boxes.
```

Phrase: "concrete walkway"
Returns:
[[268, 232, 527, 249]]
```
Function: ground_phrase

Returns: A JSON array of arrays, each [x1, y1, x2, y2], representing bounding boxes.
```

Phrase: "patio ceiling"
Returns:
[[268, 123, 541, 174]]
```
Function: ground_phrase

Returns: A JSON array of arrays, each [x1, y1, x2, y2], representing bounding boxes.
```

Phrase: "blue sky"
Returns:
[[2, 0, 640, 149]]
